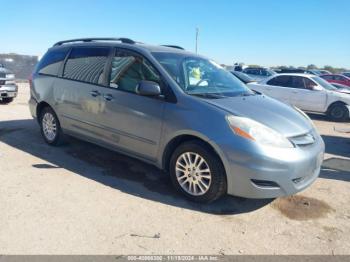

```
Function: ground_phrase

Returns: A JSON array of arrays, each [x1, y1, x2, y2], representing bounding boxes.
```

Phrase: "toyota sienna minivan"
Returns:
[[29, 38, 325, 202]]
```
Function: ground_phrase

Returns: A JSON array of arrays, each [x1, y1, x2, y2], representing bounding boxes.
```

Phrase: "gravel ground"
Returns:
[[0, 83, 349, 254]]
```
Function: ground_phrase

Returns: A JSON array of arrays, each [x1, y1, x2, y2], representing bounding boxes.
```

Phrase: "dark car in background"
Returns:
[[0, 63, 18, 104], [230, 71, 256, 84], [242, 67, 276, 81], [342, 72, 350, 78]]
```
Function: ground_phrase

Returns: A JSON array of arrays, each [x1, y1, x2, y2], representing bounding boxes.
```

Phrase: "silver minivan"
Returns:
[[29, 38, 325, 202]]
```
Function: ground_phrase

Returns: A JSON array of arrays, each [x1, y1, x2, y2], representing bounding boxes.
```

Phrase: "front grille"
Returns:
[[289, 132, 315, 146]]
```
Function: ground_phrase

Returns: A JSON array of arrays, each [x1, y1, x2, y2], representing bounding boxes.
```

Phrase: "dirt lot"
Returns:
[[0, 83, 350, 255]]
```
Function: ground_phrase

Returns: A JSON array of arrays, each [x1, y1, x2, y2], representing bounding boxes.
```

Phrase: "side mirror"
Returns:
[[312, 85, 323, 91], [136, 80, 161, 96]]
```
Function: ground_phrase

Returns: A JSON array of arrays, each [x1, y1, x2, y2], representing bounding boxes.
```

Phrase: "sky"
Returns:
[[1, 0, 350, 68]]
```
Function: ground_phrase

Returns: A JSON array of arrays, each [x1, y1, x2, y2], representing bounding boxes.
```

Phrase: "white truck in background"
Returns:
[[0, 63, 17, 104]]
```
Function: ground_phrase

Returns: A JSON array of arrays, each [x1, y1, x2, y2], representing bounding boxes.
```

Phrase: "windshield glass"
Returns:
[[232, 71, 255, 83], [152, 52, 254, 97], [312, 76, 337, 90]]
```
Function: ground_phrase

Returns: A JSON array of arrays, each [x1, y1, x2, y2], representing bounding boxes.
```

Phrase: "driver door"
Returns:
[[98, 49, 165, 161], [289, 76, 327, 112]]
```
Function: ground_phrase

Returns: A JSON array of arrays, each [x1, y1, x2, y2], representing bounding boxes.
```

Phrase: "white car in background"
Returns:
[[248, 73, 350, 121]]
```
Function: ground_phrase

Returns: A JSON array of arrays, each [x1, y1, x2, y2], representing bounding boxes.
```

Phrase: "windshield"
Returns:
[[312, 76, 337, 90], [152, 52, 254, 97], [231, 71, 255, 83]]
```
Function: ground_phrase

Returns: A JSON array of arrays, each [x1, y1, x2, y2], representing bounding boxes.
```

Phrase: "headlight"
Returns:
[[226, 115, 294, 148], [293, 106, 316, 129], [6, 74, 15, 79]]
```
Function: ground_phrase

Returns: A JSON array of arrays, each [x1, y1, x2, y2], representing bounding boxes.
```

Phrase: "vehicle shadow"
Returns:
[[320, 157, 350, 182], [321, 135, 350, 158], [0, 119, 272, 215], [307, 113, 331, 122]]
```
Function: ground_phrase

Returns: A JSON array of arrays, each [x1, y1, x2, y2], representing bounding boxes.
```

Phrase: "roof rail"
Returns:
[[161, 45, 185, 50], [53, 37, 136, 47]]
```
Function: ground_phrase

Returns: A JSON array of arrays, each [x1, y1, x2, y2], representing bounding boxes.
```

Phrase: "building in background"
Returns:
[[0, 54, 38, 80]]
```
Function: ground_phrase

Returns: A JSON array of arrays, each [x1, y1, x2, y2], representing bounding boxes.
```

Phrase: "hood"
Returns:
[[202, 94, 312, 137], [335, 88, 350, 95]]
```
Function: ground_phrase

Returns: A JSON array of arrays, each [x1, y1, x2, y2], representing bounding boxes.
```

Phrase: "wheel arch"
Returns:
[[36, 101, 54, 122], [161, 133, 226, 174], [327, 100, 347, 112]]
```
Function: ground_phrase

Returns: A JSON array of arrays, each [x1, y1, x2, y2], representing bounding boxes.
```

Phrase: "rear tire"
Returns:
[[169, 140, 227, 203], [0, 98, 14, 104], [39, 107, 65, 146], [327, 103, 349, 122]]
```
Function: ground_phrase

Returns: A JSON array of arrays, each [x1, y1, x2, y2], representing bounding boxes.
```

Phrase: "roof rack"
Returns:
[[161, 45, 185, 50], [53, 37, 136, 47]]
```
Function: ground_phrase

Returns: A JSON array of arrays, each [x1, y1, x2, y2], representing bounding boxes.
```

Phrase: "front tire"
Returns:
[[327, 104, 349, 122], [39, 107, 65, 146], [169, 141, 227, 203]]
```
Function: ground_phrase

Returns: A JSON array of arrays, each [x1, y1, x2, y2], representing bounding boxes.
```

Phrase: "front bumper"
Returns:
[[0, 84, 18, 99], [215, 131, 325, 198]]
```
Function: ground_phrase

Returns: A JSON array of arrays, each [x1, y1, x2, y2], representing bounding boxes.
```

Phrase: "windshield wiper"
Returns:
[[190, 93, 227, 99]]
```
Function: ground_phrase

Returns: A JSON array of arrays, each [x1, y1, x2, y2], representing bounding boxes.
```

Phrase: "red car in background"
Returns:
[[320, 74, 350, 87]]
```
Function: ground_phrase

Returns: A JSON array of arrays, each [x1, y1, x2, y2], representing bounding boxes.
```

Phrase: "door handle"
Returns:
[[90, 90, 101, 97], [103, 94, 114, 101]]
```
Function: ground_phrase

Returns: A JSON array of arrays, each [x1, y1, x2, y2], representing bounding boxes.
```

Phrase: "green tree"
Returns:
[[307, 64, 318, 70]]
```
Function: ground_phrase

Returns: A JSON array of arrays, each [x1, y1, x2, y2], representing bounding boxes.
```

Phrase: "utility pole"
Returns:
[[195, 27, 199, 54]]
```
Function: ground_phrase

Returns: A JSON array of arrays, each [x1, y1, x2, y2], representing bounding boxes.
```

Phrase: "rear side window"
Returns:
[[267, 75, 291, 87], [63, 47, 110, 84], [36, 48, 69, 76]]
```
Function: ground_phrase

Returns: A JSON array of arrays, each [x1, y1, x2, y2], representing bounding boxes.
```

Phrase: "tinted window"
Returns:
[[303, 77, 317, 89], [290, 76, 305, 89], [321, 75, 333, 80], [109, 49, 161, 93], [63, 47, 110, 84], [267, 75, 291, 87], [36, 48, 69, 76], [334, 75, 345, 81], [243, 69, 259, 75]]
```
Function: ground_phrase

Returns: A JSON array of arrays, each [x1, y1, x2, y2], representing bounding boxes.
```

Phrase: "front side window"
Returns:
[[303, 77, 317, 89], [109, 49, 161, 93], [63, 47, 110, 84], [36, 48, 69, 76], [153, 52, 253, 97]]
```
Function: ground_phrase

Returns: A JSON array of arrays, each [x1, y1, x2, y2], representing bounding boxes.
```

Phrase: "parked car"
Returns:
[[275, 68, 307, 74], [230, 71, 256, 84], [30, 38, 324, 202], [0, 63, 17, 104], [320, 74, 350, 87], [242, 67, 276, 81], [342, 72, 350, 78], [306, 69, 324, 76], [331, 83, 350, 94], [248, 73, 350, 121], [319, 70, 331, 75]]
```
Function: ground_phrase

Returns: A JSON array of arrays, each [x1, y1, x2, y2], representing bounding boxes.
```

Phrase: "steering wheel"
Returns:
[[194, 79, 210, 87]]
